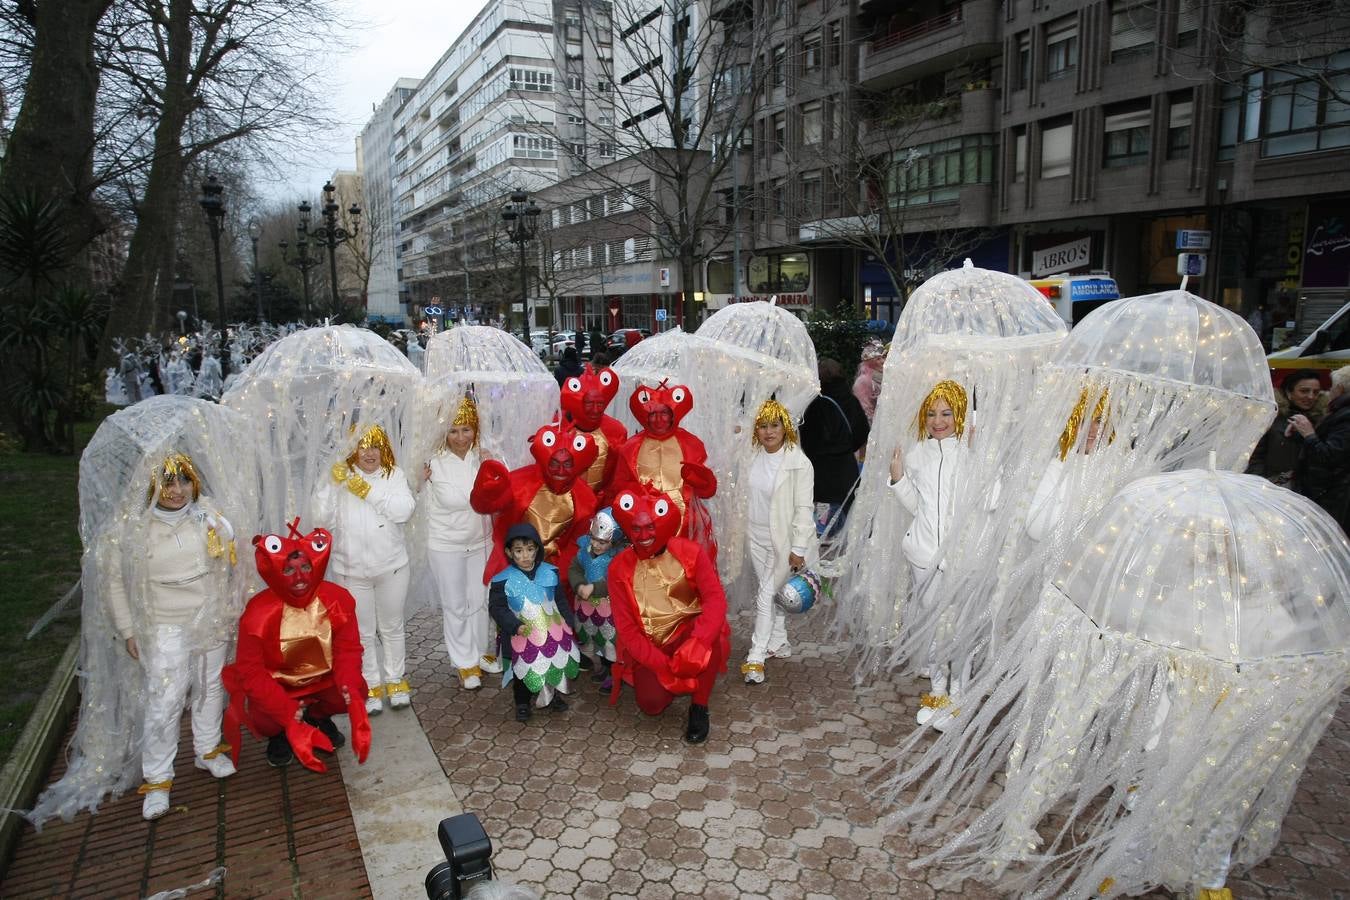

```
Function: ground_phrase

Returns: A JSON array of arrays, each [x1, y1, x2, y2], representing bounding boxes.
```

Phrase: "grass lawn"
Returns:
[[0, 413, 108, 768]]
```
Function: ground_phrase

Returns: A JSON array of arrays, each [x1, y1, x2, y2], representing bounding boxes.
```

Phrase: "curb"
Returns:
[[0, 634, 80, 872]]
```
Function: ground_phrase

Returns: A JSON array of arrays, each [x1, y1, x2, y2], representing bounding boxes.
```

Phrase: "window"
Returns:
[[566, 75, 583, 91], [1103, 101, 1151, 168], [887, 134, 996, 206], [1168, 91, 1192, 159], [772, 45, 786, 86], [622, 56, 663, 85], [1044, 18, 1079, 81], [772, 178, 786, 215], [621, 105, 663, 129], [513, 135, 556, 158], [597, 79, 613, 92], [1110, 0, 1153, 61], [1013, 126, 1028, 181], [1261, 55, 1350, 156], [621, 7, 661, 39], [748, 253, 809, 293], [598, 114, 614, 127], [799, 172, 822, 220], [566, 141, 586, 157], [1015, 32, 1032, 90], [772, 112, 787, 153], [827, 22, 842, 68], [1217, 83, 1241, 161], [598, 142, 615, 157], [568, 114, 583, 126], [1176, 0, 1199, 46], [801, 100, 823, 146], [509, 68, 554, 91], [803, 32, 822, 77], [1041, 117, 1073, 178]]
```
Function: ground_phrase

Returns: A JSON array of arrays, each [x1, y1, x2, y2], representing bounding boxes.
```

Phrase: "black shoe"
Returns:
[[589, 659, 611, 683], [266, 733, 294, 767], [684, 704, 710, 745], [515, 703, 533, 722], [549, 694, 569, 713], [577, 654, 594, 671], [303, 714, 345, 750]]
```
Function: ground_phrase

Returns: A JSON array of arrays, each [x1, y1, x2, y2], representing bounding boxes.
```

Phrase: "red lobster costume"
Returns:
[[221, 520, 372, 772], [608, 482, 730, 744], [560, 364, 629, 507], [471, 421, 598, 587], [612, 381, 718, 561]]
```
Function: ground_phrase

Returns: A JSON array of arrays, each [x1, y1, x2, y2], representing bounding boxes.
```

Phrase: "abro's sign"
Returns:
[[1032, 237, 1092, 277]]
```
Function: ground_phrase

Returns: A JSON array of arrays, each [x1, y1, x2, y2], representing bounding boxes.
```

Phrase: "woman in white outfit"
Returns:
[[107, 453, 237, 820], [888, 380, 972, 728], [314, 424, 416, 714], [421, 394, 503, 689], [741, 398, 815, 685]]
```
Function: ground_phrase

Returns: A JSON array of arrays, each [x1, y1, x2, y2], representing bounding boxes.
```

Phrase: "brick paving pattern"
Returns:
[[408, 606, 1350, 900], [2, 717, 372, 899]]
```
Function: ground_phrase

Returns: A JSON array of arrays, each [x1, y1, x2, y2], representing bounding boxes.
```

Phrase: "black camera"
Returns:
[[425, 813, 494, 900]]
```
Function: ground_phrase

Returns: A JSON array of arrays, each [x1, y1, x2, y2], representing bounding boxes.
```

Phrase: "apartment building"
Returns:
[[710, 0, 1349, 323], [358, 78, 420, 324]]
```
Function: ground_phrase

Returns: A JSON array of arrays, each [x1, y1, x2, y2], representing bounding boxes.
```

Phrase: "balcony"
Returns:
[[859, 0, 1000, 90], [860, 86, 998, 149]]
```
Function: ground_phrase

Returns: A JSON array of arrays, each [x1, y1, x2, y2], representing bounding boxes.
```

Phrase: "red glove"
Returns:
[[470, 459, 512, 513], [670, 637, 711, 678], [680, 462, 717, 498], [346, 690, 372, 764], [285, 720, 334, 773]]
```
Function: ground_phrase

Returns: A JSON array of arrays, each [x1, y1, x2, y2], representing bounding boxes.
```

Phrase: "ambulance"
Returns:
[[1028, 273, 1121, 326], [1267, 299, 1350, 389]]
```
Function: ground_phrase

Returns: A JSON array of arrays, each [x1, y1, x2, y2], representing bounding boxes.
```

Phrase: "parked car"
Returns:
[[1268, 300, 1350, 389], [528, 330, 551, 357], [550, 331, 576, 356], [606, 328, 651, 354]]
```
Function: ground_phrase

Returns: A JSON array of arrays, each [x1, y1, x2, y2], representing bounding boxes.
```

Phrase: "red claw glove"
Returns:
[[346, 692, 372, 764], [680, 462, 717, 499], [653, 651, 698, 695], [470, 459, 512, 513], [284, 720, 334, 773], [670, 637, 712, 678]]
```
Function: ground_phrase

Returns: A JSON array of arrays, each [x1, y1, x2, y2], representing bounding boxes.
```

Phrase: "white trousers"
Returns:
[[428, 546, 491, 669], [336, 566, 410, 689], [747, 529, 789, 665], [141, 625, 226, 784]]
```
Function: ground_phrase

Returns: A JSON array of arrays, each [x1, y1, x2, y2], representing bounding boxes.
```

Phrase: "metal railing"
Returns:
[[870, 6, 964, 53]]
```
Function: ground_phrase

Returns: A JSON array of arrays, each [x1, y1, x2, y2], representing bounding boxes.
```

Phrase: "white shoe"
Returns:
[[917, 693, 952, 727], [387, 680, 412, 709], [741, 662, 765, 685], [478, 655, 503, 675], [768, 644, 792, 660], [366, 695, 384, 716], [194, 753, 236, 778], [462, 673, 482, 690], [141, 789, 170, 820]]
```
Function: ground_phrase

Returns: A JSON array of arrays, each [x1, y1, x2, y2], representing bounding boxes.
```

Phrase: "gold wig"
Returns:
[[449, 393, 480, 447], [346, 424, 397, 475], [147, 452, 202, 504], [751, 398, 799, 447], [1057, 387, 1112, 460], [915, 380, 968, 441]]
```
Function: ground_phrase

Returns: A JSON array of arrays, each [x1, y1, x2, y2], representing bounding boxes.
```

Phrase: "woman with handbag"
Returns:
[[741, 398, 816, 685]]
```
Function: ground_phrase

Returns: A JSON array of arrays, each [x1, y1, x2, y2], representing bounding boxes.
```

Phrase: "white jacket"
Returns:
[[890, 435, 970, 570], [748, 442, 817, 582], [313, 465, 416, 577], [422, 449, 491, 553]]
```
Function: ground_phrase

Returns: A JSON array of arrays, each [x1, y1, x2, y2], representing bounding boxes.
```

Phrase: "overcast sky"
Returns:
[[255, 1, 480, 203]]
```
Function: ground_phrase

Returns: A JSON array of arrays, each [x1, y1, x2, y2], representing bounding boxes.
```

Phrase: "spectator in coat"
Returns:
[[1293, 365, 1350, 534], [800, 358, 870, 536], [1246, 369, 1326, 488]]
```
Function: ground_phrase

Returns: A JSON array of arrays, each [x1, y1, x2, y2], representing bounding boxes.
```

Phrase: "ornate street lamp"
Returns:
[[500, 187, 541, 345], [279, 202, 321, 319], [248, 220, 265, 323], [197, 174, 229, 377], [302, 181, 361, 315]]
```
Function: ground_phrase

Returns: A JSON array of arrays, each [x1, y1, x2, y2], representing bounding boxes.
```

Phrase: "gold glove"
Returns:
[[346, 472, 371, 499], [331, 462, 350, 484]]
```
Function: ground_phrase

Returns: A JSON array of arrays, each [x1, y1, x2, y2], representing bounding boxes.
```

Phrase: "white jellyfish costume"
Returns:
[[221, 324, 422, 535], [895, 290, 1277, 687], [612, 301, 819, 596], [879, 470, 1350, 900], [830, 262, 1066, 675], [28, 396, 258, 824], [104, 367, 131, 406]]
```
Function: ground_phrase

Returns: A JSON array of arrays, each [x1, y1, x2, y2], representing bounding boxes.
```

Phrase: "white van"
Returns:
[[1268, 299, 1350, 389], [1028, 273, 1121, 326]]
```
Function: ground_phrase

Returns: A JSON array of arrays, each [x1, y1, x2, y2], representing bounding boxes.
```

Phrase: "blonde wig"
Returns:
[[346, 424, 397, 475], [751, 397, 799, 447], [915, 380, 968, 441]]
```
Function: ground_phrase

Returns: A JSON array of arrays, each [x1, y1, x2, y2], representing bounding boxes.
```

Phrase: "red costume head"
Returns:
[[254, 518, 332, 607], [561, 364, 620, 431], [530, 421, 598, 494], [629, 381, 694, 439], [612, 481, 681, 559]]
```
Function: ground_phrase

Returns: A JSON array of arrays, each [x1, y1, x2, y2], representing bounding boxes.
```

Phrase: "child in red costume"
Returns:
[[612, 381, 718, 562], [607, 482, 731, 744], [222, 520, 372, 772], [559, 364, 629, 506], [471, 421, 599, 588]]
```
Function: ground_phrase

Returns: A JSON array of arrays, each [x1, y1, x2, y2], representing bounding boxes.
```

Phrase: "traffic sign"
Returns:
[[1176, 230, 1211, 251], [1177, 253, 1207, 277], [424, 305, 442, 315], [655, 308, 668, 322]]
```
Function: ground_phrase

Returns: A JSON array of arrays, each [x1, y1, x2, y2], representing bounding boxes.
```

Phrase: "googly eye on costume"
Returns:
[[263, 535, 283, 554], [540, 431, 556, 447], [671, 388, 686, 404], [599, 370, 615, 386], [565, 377, 581, 393], [618, 494, 635, 511], [571, 435, 588, 452], [654, 499, 670, 517]]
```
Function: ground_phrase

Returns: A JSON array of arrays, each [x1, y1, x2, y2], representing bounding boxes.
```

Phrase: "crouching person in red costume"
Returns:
[[608, 482, 730, 744], [222, 520, 372, 771]]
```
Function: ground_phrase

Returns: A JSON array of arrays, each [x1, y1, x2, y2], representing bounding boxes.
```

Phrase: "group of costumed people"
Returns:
[[32, 319, 818, 828], [30, 275, 1349, 900]]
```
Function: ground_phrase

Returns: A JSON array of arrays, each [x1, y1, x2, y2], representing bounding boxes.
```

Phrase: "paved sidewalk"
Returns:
[[406, 606, 1350, 900]]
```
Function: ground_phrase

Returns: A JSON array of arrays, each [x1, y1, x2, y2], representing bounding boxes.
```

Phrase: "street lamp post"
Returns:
[[303, 181, 361, 316], [248, 220, 265, 323], [197, 175, 229, 378], [279, 208, 321, 319], [500, 187, 541, 345]]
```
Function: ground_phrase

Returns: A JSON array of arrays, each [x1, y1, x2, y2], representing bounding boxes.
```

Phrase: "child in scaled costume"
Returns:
[[889, 379, 974, 730], [569, 509, 624, 690], [607, 482, 731, 745], [489, 523, 583, 722], [221, 520, 372, 771]]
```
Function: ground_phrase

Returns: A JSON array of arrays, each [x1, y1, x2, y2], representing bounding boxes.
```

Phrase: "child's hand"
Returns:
[[788, 552, 805, 573], [422, 462, 432, 482], [889, 445, 904, 482], [576, 583, 594, 601], [516, 625, 528, 636]]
